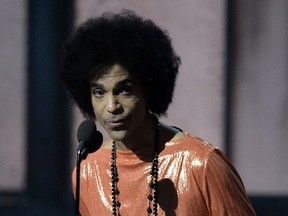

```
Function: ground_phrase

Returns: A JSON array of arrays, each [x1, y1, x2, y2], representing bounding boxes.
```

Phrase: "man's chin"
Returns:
[[107, 130, 128, 141]]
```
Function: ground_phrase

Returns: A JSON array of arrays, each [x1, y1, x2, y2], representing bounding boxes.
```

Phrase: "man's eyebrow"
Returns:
[[90, 78, 136, 88], [90, 82, 103, 88], [115, 78, 136, 87]]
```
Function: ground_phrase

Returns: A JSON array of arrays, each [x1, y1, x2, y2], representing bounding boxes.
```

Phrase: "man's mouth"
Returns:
[[106, 117, 126, 129]]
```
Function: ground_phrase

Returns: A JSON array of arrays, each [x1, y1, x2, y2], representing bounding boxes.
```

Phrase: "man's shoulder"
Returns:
[[175, 131, 217, 150], [163, 131, 219, 159]]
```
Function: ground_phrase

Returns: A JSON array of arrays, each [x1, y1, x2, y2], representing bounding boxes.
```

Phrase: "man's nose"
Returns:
[[106, 95, 122, 114]]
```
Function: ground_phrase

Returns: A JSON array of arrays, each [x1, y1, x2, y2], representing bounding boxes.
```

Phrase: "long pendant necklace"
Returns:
[[110, 116, 160, 216]]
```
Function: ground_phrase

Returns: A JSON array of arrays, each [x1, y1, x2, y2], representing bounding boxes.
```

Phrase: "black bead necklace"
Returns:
[[110, 116, 160, 216]]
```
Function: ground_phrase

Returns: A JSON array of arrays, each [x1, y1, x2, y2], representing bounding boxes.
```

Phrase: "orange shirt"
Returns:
[[73, 132, 256, 215]]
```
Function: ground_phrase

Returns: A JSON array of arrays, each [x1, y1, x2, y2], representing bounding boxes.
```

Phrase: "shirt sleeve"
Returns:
[[202, 148, 256, 216]]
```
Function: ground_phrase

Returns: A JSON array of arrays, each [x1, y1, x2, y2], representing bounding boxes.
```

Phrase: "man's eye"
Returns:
[[92, 89, 105, 98], [120, 86, 132, 95]]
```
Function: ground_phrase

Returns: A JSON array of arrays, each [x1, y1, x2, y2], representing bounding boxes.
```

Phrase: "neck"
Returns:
[[115, 114, 159, 160]]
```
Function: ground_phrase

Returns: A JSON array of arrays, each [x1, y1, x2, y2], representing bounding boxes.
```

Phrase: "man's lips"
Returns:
[[105, 118, 126, 129]]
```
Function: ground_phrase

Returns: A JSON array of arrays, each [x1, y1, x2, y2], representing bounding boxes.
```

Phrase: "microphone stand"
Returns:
[[74, 119, 103, 216], [75, 149, 83, 216]]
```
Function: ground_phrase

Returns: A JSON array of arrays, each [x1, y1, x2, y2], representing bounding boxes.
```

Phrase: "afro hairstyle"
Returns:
[[60, 9, 181, 119]]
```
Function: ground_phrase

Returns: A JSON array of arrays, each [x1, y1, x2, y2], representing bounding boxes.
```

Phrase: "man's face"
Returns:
[[90, 64, 148, 141]]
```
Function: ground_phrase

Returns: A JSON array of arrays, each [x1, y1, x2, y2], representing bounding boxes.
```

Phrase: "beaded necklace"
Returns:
[[110, 116, 160, 216]]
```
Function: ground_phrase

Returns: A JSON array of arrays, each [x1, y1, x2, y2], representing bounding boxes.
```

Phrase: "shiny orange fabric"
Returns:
[[72, 132, 256, 215]]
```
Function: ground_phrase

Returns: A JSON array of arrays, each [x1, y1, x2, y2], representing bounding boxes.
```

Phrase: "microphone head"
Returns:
[[77, 120, 103, 154], [77, 119, 96, 143]]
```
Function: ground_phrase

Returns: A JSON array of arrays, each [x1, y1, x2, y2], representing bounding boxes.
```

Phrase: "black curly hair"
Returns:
[[60, 10, 181, 119]]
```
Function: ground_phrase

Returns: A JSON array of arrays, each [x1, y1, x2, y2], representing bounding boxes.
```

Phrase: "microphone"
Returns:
[[75, 119, 103, 216], [76, 119, 103, 160]]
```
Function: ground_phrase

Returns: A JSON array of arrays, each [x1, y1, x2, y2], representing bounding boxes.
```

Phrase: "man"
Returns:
[[61, 10, 256, 216]]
